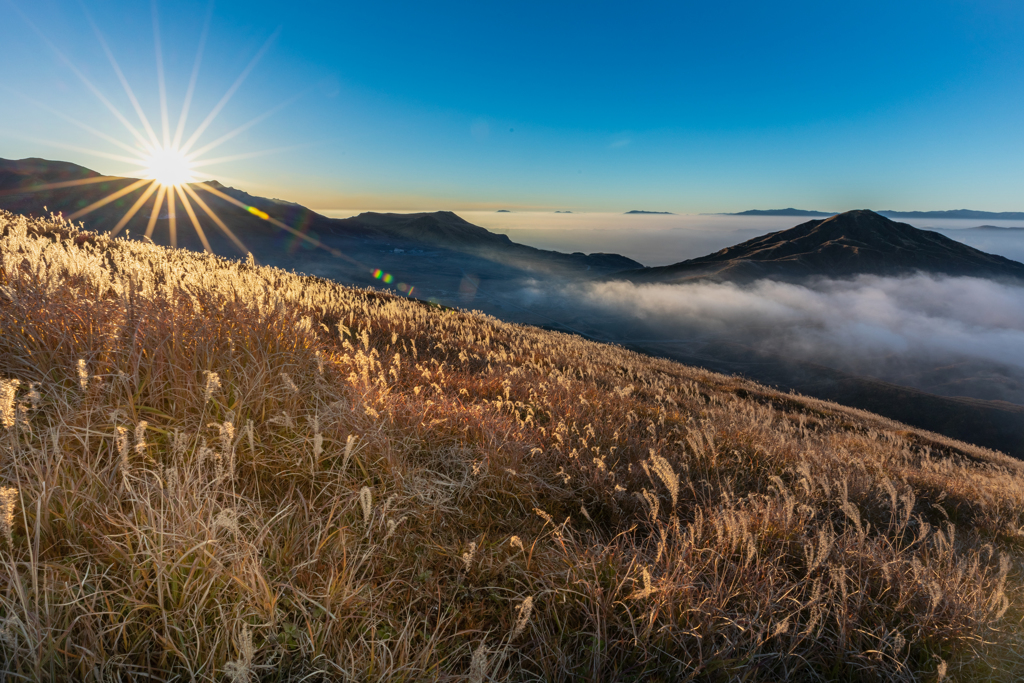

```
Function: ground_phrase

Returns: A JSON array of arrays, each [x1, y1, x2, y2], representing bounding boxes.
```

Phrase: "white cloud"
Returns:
[[566, 274, 1024, 371]]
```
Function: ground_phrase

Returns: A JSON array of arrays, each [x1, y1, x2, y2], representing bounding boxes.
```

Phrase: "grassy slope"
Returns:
[[1, 210, 1023, 681]]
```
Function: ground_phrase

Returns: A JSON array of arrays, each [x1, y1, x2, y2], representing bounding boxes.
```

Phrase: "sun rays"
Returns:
[[7, 1, 424, 301], [12, 1, 304, 255]]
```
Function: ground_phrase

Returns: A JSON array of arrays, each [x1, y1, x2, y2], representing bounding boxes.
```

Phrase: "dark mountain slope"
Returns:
[[0, 157, 100, 187], [630, 339, 1024, 457], [618, 209, 1024, 283], [0, 157, 641, 276]]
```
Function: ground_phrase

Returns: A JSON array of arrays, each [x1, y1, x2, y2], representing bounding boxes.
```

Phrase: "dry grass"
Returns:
[[1, 209, 1023, 681]]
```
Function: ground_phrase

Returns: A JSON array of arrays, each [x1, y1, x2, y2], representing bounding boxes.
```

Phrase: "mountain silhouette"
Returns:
[[0, 157, 641, 277], [617, 209, 1024, 283], [0, 157, 100, 193], [731, 208, 835, 216], [727, 208, 1024, 220]]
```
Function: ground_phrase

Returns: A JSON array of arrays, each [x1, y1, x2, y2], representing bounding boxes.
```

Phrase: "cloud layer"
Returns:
[[576, 274, 1024, 373]]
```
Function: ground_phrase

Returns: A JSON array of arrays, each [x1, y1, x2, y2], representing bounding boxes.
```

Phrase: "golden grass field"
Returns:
[[1, 210, 1023, 681]]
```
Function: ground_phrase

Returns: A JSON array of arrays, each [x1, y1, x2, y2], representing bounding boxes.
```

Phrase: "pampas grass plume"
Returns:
[[468, 643, 488, 683], [0, 487, 17, 550], [359, 487, 372, 526], [77, 359, 88, 391], [342, 435, 356, 473], [512, 596, 534, 639], [134, 421, 148, 456], [223, 623, 254, 682], [462, 541, 477, 571], [203, 371, 221, 402], [1, 379, 20, 429]]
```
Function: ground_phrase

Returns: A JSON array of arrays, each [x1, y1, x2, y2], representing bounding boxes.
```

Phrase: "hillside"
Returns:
[[1, 210, 1023, 680], [619, 209, 1024, 283], [0, 157, 641, 282], [0, 157, 100, 190]]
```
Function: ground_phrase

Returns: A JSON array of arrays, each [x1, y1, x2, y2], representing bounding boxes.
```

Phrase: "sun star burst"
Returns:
[[14, 2, 380, 286], [142, 147, 195, 187]]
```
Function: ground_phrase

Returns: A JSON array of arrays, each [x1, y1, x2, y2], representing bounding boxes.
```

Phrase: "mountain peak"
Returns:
[[618, 209, 1024, 283]]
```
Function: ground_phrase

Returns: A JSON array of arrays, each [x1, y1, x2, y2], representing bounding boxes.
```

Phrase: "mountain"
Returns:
[[880, 209, 1024, 220], [625, 210, 674, 214], [726, 207, 1024, 220], [0, 157, 100, 187], [0, 157, 641, 293], [332, 210, 516, 248], [730, 208, 836, 216], [617, 209, 1024, 283]]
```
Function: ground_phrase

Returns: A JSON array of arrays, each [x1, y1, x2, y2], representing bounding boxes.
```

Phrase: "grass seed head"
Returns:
[[0, 379, 20, 429], [280, 372, 299, 393], [342, 434, 357, 473], [115, 426, 130, 474], [648, 452, 679, 508], [76, 359, 88, 391], [462, 541, 477, 571], [214, 508, 240, 536], [512, 596, 534, 639], [468, 643, 489, 683], [0, 487, 17, 550], [134, 421, 148, 456], [359, 486, 373, 526], [223, 623, 254, 682], [203, 371, 221, 402]]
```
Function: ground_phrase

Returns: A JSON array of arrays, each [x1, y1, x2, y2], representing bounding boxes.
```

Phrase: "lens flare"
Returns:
[[142, 147, 194, 187]]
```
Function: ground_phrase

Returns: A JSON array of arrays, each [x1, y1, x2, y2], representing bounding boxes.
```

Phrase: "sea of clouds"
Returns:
[[512, 274, 1024, 394]]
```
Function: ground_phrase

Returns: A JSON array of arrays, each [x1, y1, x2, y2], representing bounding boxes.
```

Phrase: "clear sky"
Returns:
[[2, 0, 1023, 213]]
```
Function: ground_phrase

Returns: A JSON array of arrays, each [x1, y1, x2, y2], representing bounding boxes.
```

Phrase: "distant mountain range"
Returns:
[[625, 210, 674, 215], [617, 209, 1024, 283], [6, 156, 1022, 291], [0, 157, 640, 280], [729, 208, 836, 216], [729, 208, 1024, 220]]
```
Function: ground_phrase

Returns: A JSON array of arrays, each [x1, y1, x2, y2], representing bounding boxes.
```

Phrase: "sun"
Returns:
[[142, 147, 194, 187], [17, 2, 359, 267]]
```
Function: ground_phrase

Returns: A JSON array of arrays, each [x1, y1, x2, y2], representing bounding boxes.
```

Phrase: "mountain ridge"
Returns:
[[0, 157, 642, 276], [726, 207, 1024, 220], [616, 209, 1024, 283]]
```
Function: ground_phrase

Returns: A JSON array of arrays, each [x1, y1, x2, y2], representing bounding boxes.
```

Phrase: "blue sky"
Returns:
[[1, 0, 1023, 212]]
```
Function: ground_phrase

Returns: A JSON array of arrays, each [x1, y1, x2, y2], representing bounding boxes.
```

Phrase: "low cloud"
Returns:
[[574, 274, 1024, 371], [508, 273, 1024, 401]]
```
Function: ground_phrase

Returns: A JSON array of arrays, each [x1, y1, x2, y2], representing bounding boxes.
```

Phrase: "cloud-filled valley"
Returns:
[[518, 273, 1024, 405]]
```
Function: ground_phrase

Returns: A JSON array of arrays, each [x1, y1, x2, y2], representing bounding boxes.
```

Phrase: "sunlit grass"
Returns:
[[1, 210, 1023, 681]]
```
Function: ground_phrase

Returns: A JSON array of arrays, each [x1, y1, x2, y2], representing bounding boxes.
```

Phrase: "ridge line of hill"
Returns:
[[615, 209, 1024, 283]]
